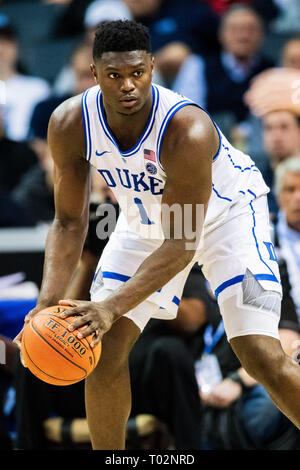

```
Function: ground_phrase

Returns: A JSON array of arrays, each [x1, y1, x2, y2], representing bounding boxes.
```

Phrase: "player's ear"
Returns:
[[150, 55, 155, 77], [90, 63, 98, 84]]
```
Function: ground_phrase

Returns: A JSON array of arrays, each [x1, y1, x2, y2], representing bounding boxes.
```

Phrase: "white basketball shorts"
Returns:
[[90, 194, 282, 339]]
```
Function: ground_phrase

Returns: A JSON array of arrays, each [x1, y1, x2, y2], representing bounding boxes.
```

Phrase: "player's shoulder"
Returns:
[[154, 83, 216, 143], [164, 104, 217, 153], [50, 93, 83, 132], [48, 93, 87, 159]]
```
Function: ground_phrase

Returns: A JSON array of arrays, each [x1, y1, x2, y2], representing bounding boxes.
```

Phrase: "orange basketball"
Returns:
[[21, 305, 102, 386]]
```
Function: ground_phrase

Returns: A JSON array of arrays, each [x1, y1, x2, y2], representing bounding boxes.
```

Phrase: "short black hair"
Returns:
[[93, 20, 152, 61], [220, 3, 263, 29]]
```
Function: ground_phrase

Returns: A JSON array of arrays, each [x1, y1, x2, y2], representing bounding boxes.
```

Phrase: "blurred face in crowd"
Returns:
[[0, 36, 18, 79], [72, 45, 95, 94], [154, 42, 191, 81], [282, 39, 300, 70], [123, 0, 161, 18], [263, 111, 300, 165], [279, 171, 300, 231], [219, 9, 263, 61]]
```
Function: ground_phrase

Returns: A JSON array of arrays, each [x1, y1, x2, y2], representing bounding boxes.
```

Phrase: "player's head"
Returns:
[[275, 157, 300, 230], [90, 20, 154, 115]]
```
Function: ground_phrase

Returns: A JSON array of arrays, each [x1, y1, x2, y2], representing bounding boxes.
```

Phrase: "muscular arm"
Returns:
[[31, 97, 91, 309], [38, 98, 91, 307]]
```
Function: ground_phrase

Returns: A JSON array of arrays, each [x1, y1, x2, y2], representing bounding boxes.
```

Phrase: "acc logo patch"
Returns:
[[146, 162, 157, 175]]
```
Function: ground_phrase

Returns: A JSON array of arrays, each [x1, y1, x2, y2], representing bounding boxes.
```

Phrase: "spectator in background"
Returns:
[[124, 0, 219, 56], [51, 0, 94, 38], [204, 0, 279, 25], [245, 67, 300, 215], [207, 4, 272, 124], [170, 4, 273, 138], [53, 0, 219, 56], [249, 110, 300, 216], [154, 42, 205, 99], [84, 0, 132, 43], [52, 42, 94, 106], [263, 111, 300, 169], [8, 42, 95, 226], [0, 108, 37, 193], [281, 38, 300, 70], [275, 157, 300, 324], [0, 15, 50, 141], [245, 68, 300, 118]]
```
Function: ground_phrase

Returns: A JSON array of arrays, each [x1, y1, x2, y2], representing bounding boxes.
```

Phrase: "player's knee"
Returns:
[[230, 334, 286, 386], [90, 317, 140, 379]]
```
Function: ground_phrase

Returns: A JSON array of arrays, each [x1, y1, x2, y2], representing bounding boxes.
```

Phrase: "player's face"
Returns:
[[279, 171, 300, 229], [263, 111, 300, 165], [91, 51, 154, 115]]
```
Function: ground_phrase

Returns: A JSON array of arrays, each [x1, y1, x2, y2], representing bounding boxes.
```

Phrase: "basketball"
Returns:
[[21, 305, 102, 386]]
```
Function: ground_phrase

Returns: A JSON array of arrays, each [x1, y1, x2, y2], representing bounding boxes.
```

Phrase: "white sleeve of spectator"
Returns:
[[172, 54, 207, 109]]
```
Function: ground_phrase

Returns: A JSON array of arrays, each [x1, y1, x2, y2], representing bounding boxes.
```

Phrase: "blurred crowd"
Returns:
[[1, 0, 300, 451]]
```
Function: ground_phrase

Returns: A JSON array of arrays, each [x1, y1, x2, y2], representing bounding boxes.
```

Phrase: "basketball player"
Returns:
[[15, 21, 300, 449]]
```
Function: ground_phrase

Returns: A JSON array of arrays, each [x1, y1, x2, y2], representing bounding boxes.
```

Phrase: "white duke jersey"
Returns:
[[81, 83, 269, 248]]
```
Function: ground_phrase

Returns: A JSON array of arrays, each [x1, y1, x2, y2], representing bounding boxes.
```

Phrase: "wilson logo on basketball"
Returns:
[[45, 318, 87, 356]]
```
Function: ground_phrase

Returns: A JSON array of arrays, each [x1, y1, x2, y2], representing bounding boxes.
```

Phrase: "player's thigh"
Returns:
[[201, 195, 282, 341]]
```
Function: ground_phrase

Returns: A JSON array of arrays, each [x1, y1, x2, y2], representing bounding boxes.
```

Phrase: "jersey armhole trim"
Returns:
[[81, 89, 92, 162], [156, 101, 221, 173]]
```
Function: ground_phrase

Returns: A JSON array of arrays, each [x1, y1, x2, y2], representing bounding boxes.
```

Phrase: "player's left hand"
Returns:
[[58, 299, 117, 346], [199, 378, 242, 408]]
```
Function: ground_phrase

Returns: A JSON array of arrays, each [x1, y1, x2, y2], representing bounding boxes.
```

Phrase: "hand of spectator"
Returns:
[[244, 67, 300, 117], [155, 42, 191, 81], [199, 378, 242, 408]]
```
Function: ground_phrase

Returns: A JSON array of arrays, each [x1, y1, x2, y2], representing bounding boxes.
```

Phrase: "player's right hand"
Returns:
[[13, 305, 48, 367]]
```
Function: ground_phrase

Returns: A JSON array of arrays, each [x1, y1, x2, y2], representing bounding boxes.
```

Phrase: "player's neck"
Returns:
[[102, 93, 153, 152]]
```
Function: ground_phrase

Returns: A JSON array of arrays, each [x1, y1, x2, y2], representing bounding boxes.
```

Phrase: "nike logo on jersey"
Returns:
[[96, 150, 112, 156]]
